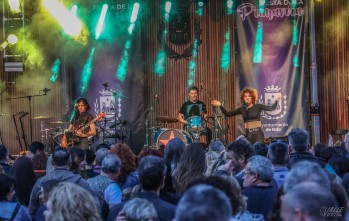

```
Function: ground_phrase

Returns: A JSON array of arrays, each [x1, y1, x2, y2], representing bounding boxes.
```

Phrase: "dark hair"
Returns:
[[10, 157, 36, 206], [288, 128, 309, 152], [29, 141, 45, 154], [42, 179, 61, 203], [0, 173, 15, 201], [164, 138, 185, 167], [85, 149, 96, 166], [76, 97, 90, 111], [253, 142, 268, 157], [137, 148, 163, 166], [0, 145, 8, 161], [96, 143, 110, 151], [137, 156, 166, 191], [268, 141, 289, 165], [52, 148, 70, 166], [69, 147, 86, 174], [313, 143, 326, 158], [188, 86, 199, 93], [226, 139, 254, 164], [320, 147, 339, 162], [328, 155, 349, 177]]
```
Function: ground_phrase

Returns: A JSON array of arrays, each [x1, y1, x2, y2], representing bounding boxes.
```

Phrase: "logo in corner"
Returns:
[[260, 85, 287, 120]]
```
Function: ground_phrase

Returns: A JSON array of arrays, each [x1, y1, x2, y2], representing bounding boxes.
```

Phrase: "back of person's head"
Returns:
[[0, 173, 15, 201], [96, 143, 110, 152], [121, 198, 157, 221], [0, 145, 8, 162], [47, 182, 100, 221], [175, 184, 232, 221], [137, 156, 166, 191], [328, 155, 349, 177], [52, 148, 71, 167], [95, 147, 110, 165], [137, 148, 163, 166], [226, 139, 254, 164], [283, 160, 330, 193], [345, 132, 349, 143], [247, 155, 274, 183], [110, 143, 136, 182], [29, 141, 45, 154], [208, 140, 225, 154], [282, 182, 338, 221], [268, 141, 289, 165], [330, 182, 348, 219], [320, 147, 339, 162], [253, 142, 268, 157], [101, 154, 122, 174], [314, 143, 327, 158], [288, 128, 309, 152], [84, 149, 95, 166], [164, 138, 185, 165]]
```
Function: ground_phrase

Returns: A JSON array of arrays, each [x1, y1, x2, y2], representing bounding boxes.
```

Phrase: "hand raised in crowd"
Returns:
[[211, 100, 222, 107]]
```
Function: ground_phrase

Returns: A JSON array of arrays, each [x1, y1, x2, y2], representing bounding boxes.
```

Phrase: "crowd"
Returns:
[[0, 127, 349, 221]]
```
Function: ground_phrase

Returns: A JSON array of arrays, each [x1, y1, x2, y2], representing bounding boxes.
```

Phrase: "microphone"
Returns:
[[7, 82, 15, 85], [74, 104, 78, 108], [102, 82, 109, 90], [243, 101, 248, 110], [43, 88, 51, 94]]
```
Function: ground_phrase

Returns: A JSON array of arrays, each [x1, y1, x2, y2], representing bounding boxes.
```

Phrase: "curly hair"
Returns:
[[137, 148, 163, 166], [47, 182, 100, 221], [240, 87, 258, 104], [110, 143, 136, 183]]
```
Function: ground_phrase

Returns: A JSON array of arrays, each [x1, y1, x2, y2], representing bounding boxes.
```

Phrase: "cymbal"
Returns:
[[32, 116, 51, 119], [156, 116, 178, 123], [48, 120, 70, 124]]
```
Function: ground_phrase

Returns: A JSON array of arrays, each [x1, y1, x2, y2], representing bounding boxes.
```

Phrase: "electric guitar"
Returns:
[[61, 112, 106, 148]]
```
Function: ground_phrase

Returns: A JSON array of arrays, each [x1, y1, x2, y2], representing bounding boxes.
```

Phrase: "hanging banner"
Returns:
[[234, 0, 309, 138]]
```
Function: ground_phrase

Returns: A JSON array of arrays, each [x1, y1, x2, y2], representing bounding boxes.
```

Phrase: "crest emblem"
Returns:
[[260, 85, 287, 120], [94, 90, 122, 119]]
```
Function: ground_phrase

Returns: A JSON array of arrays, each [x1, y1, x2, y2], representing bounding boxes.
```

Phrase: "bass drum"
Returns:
[[155, 129, 192, 148]]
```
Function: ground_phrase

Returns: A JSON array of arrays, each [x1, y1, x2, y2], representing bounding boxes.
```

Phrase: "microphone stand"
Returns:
[[7, 91, 49, 143], [102, 85, 128, 144], [0, 83, 13, 145], [12, 112, 24, 151], [18, 113, 29, 150]]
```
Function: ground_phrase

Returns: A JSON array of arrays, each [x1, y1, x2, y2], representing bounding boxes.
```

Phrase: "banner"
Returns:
[[234, 0, 309, 137]]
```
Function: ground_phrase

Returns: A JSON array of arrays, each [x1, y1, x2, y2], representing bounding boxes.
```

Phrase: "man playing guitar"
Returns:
[[64, 98, 97, 149]]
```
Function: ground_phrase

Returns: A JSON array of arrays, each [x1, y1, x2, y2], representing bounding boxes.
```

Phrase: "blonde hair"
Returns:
[[48, 182, 101, 221], [240, 87, 258, 104]]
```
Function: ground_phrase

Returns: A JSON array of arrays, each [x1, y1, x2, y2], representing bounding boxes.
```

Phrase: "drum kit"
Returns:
[[150, 115, 207, 148]]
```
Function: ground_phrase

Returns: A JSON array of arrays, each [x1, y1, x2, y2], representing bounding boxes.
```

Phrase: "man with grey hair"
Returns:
[[87, 154, 122, 209], [267, 140, 289, 188], [242, 155, 278, 220], [175, 184, 232, 221], [281, 182, 339, 221], [288, 128, 324, 168], [208, 140, 225, 154], [283, 160, 330, 193], [119, 198, 157, 221], [93, 147, 110, 174]]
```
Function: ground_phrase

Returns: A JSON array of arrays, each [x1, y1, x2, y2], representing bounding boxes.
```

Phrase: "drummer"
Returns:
[[177, 86, 212, 145]]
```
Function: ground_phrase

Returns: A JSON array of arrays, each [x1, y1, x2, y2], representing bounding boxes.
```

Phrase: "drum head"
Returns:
[[156, 129, 192, 148]]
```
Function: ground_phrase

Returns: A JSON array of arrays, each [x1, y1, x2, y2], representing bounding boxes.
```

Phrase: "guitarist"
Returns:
[[66, 98, 97, 149]]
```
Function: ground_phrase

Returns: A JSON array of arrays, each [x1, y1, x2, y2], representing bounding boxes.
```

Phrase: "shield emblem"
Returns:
[[99, 95, 115, 118], [264, 93, 282, 115]]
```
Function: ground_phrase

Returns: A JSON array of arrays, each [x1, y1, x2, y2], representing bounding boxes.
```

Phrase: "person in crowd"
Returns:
[[10, 156, 36, 207], [174, 184, 231, 221], [204, 151, 219, 176], [288, 128, 325, 168], [253, 142, 268, 157], [0, 145, 12, 174], [110, 143, 137, 189], [0, 173, 31, 221], [137, 148, 163, 165], [208, 140, 225, 155], [330, 182, 348, 221], [177, 86, 212, 145], [313, 142, 327, 158], [87, 154, 122, 209], [34, 179, 61, 221], [29, 142, 48, 179], [164, 138, 185, 193], [215, 139, 255, 187], [108, 156, 176, 221], [44, 182, 101, 221], [116, 198, 157, 221], [0, 164, 4, 174], [211, 87, 281, 144], [174, 143, 206, 195], [328, 155, 349, 177], [85, 149, 99, 178], [69, 146, 87, 178], [93, 147, 110, 174], [29, 148, 94, 217], [65, 97, 97, 149], [241, 155, 278, 220], [267, 140, 289, 188], [281, 182, 338, 221]]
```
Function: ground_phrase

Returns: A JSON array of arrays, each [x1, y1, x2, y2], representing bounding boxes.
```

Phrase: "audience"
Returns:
[[85, 149, 99, 178], [29, 142, 48, 179], [117, 198, 157, 221], [208, 140, 225, 154], [0, 145, 12, 174], [94, 147, 110, 174], [267, 140, 289, 188], [44, 182, 101, 221], [69, 146, 87, 178], [253, 142, 269, 157]]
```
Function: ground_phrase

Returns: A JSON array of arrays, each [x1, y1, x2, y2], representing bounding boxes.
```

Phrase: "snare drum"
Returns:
[[187, 116, 205, 133], [154, 129, 192, 148]]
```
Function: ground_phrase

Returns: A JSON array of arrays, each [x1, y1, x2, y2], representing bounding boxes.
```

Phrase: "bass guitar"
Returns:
[[61, 112, 106, 148]]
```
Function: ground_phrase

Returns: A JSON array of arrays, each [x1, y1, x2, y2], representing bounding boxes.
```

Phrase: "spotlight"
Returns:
[[7, 34, 18, 45], [194, 0, 208, 6]]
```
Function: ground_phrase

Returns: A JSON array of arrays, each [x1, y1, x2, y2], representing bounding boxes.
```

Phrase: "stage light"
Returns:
[[188, 39, 199, 87], [8, 0, 21, 13], [227, 0, 233, 15], [71, 5, 78, 15], [80, 48, 95, 95], [7, 34, 18, 45], [221, 30, 231, 72], [50, 59, 61, 82], [95, 4, 108, 40], [130, 3, 140, 23], [253, 21, 263, 63], [165, 1, 172, 14], [116, 40, 131, 82]]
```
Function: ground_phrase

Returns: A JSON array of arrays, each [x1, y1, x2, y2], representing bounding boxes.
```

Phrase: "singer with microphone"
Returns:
[[65, 97, 96, 149], [211, 87, 281, 144]]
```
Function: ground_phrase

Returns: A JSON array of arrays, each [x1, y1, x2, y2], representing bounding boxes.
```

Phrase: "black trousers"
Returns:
[[245, 128, 264, 144]]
